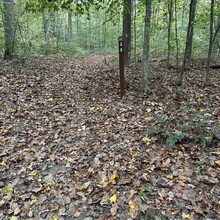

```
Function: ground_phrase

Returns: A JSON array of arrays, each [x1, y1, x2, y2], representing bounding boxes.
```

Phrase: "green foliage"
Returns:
[[139, 185, 153, 201], [195, 156, 205, 165], [143, 108, 219, 147]]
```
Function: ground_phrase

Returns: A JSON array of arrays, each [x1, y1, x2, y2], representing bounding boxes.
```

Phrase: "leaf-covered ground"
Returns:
[[0, 55, 219, 220]]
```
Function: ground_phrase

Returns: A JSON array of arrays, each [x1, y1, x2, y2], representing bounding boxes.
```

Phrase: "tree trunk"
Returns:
[[142, 0, 151, 93], [205, 0, 215, 86], [174, 0, 179, 68], [133, 0, 137, 64], [42, 11, 50, 55], [68, 11, 73, 42], [179, 0, 197, 85], [167, 0, 173, 68], [123, 0, 132, 66], [3, 0, 15, 60]]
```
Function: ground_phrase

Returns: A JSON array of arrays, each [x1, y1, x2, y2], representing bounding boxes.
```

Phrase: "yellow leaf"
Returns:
[[109, 194, 117, 203], [23, 148, 31, 152], [89, 107, 95, 111], [178, 168, 184, 172], [215, 160, 220, 166], [110, 173, 117, 180], [29, 170, 38, 176], [88, 167, 94, 173], [178, 175, 187, 182], [142, 136, 151, 143], [49, 215, 59, 220], [10, 217, 18, 220], [30, 198, 37, 205], [0, 137, 7, 143], [129, 200, 137, 216], [182, 212, 191, 219], [199, 109, 205, 112], [166, 175, 174, 180], [66, 157, 73, 163], [129, 200, 136, 209]]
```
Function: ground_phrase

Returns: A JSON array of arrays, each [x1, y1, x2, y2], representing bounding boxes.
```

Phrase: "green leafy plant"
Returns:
[[195, 157, 205, 165], [143, 109, 219, 147], [139, 185, 153, 201]]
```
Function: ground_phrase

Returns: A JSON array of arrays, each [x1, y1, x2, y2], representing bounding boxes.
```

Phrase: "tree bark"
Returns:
[[167, 0, 173, 68], [42, 11, 50, 55], [3, 0, 15, 60], [68, 11, 73, 42], [123, 0, 132, 66], [179, 0, 197, 85], [133, 0, 137, 64], [142, 0, 151, 93], [205, 0, 215, 86], [174, 0, 179, 68]]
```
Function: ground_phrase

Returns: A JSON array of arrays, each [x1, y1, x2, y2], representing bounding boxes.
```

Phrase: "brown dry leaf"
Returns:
[[73, 211, 81, 218], [110, 203, 118, 216], [214, 160, 220, 167], [118, 176, 132, 185]]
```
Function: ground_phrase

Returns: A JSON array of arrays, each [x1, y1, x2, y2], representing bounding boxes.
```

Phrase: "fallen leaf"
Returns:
[[110, 173, 117, 180], [215, 160, 220, 166], [109, 194, 117, 203], [73, 210, 81, 217], [0, 161, 7, 167], [23, 148, 31, 152], [129, 199, 138, 218], [166, 175, 174, 180], [142, 136, 151, 143], [182, 212, 191, 219], [29, 170, 38, 176], [66, 157, 73, 163], [110, 203, 118, 216], [14, 206, 21, 215], [0, 200, 5, 207], [3, 187, 13, 194], [49, 215, 59, 220], [88, 167, 94, 173]]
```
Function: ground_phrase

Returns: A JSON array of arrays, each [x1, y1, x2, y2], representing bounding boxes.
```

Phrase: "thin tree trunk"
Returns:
[[88, 11, 92, 52], [3, 0, 15, 59], [167, 0, 173, 68], [102, 9, 106, 48], [76, 13, 79, 43], [174, 0, 179, 68], [179, 0, 197, 85], [186, 0, 197, 68], [42, 11, 50, 55], [205, 0, 215, 86], [133, 0, 137, 64], [68, 11, 73, 42], [123, 0, 132, 66], [142, 0, 151, 93]]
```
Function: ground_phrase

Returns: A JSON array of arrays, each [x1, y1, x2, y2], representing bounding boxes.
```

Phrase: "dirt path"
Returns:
[[0, 55, 219, 220]]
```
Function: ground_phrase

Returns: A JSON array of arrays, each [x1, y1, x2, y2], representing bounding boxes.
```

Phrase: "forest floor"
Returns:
[[0, 54, 220, 220]]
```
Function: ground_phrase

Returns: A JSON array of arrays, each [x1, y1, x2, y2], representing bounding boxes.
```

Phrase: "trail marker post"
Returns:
[[118, 36, 125, 98]]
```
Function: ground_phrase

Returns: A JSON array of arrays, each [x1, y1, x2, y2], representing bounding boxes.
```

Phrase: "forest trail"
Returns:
[[0, 55, 220, 219]]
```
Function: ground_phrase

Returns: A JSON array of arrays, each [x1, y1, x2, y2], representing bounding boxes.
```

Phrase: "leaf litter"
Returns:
[[0, 55, 219, 219]]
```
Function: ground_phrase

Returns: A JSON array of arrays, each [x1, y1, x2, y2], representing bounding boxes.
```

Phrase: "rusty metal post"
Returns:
[[118, 36, 125, 98]]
